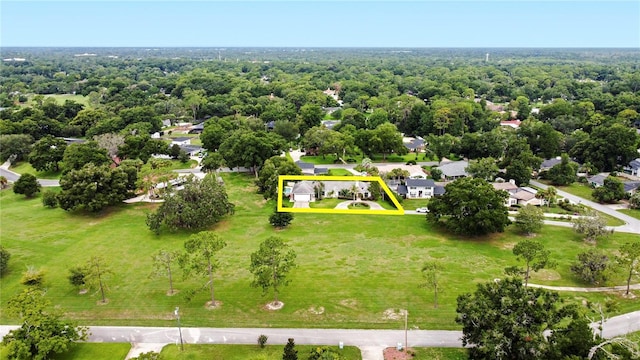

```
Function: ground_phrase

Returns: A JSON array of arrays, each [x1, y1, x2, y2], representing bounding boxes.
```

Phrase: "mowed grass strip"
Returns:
[[0, 172, 639, 330], [0, 343, 131, 360], [160, 344, 361, 360]]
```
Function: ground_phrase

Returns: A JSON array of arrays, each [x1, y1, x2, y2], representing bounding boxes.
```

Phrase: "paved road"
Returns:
[[2, 310, 639, 359], [531, 180, 640, 234], [0, 162, 60, 187]]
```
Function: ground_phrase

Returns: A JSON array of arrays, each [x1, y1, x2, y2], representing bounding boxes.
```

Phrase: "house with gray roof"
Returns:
[[436, 160, 469, 181], [290, 181, 316, 202], [588, 174, 608, 188], [295, 160, 328, 176], [402, 178, 435, 199], [623, 158, 640, 176]]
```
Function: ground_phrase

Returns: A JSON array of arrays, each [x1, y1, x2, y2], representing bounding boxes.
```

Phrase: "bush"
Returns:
[[0, 246, 10, 275], [13, 173, 41, 197], [269, 211, 294, 228], [257, 334, 268, 348], [571, 249, 609, 285], [21, 266, 45, 287], [406, 160, 417, 165], [41, 190, 58, 208]]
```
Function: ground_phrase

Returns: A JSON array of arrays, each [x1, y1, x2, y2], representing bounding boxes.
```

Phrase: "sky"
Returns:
[[1, 1, 639, 48]]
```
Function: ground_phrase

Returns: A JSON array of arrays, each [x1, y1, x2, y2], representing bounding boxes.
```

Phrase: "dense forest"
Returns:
[[1, 47, 640, 178]]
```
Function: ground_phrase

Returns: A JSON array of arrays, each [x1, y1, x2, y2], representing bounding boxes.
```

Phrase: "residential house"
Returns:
[[321, 180, 370, 199], [289, 180, 369, 202], [403, 137, 425, 152], [539, 157, 563, 171], [171, 137, 191, 146], [492, 182, 542, 207], [397, 178, 435, 199], [499, 120, 521, 129], [290, 181, 316, 202], [437, 160, 469, 181], [321, 120, 340, 130], [623, 158, 640, 176], [161, 119, 172, 128], [492, 181, 519, 207], [295, 160, 316, 175], [295, 160, 328, 176], [588, 174, 608, 188], [623, 181, 640, 195], [188, 123, 204, 134]]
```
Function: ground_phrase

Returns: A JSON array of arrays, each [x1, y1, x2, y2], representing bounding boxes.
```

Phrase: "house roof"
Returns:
[[434, 185, 446, 195], [589, 174, 608, 186], [492, 182, 519, 191], [190, 123, 204, 130], [396, 184, 408, 195], [295, 160, 315, 170], [403, 137, 425, 150], [321, 120, 340, 129], [314, 167, 328, 175], [624, 181, 640, 193], [540, 158, 562, 169], [437, 160, 469, 178], [180, 145, 202, 155], [291, 181, 315, 195], [406, 178, 435, 187], [171, 137, 191, 142], [628, 158, 640, 170], [322, 181, 369, 194], [511, 189, 536, 201]]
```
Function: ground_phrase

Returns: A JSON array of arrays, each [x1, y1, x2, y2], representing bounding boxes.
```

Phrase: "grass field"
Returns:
[[26, 94, 91, 108], [619, 208, 640, 220], [410, 347, 469, 360], [328, 168, 353, 176], [0, 343, 130, 360], [160, 344, 361, 359], [1, 172, 639, 331], [9, 161, 62, 179]]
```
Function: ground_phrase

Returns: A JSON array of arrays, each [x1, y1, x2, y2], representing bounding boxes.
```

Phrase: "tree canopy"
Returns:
[[427, 177, 511, 236], [147, 174, 234, 233]]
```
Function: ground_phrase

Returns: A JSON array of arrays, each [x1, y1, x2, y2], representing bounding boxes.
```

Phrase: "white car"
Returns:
[[415, 207, 429, 213]]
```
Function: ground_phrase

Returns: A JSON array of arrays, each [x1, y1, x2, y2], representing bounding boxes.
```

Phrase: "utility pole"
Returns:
[[175, 307, 184, 351], [404, 310, 408, 351]]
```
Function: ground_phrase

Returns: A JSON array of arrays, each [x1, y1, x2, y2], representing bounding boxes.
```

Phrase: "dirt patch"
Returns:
[[166, 289, 179, 296], [339, 299, 358, 308], [499, 242, 517, 250], [532, 269, 561, 281], [204, 300, 223, 309], [78, 289, 88, 295], [383, 308, 407, 320], [97, 299, 109, 305], [263, 301, 284, 311], [383, 347, 416, 360], [309, 306, 325, 315]]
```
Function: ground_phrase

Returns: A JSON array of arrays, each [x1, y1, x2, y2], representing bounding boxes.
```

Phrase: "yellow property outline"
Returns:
[[277, 175, 404, 215]]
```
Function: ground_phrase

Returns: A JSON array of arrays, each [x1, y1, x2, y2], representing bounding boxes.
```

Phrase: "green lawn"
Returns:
[[328, 168, 353, 176], [410, 347, 469, 360], [309, 198, 343, 209], [554, 182, 596, 202], [618, 208, 640, 220], [0, 173, 639, 331], [402, 199, 431, 210], [160, 344, 361, 360], [9, 161, 62, 179], [26, 94, 91, 108], [0, 343, 130, 360]]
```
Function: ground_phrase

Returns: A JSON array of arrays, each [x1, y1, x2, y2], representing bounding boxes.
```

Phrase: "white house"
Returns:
[[171, 137, 191, 146], [397, 178, 435, 199]]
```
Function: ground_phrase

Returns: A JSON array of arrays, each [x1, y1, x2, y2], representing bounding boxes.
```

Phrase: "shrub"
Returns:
[[0, 246, 10, 275], [257, 334, 268, 348], [269, 211, 294, 228], [13, 173, 41, 197], [21, 266, 45, 287], [42, 190, 58, 208], [406, 160, 417, 165], [68, 266, 87, 290], [571, 249, 609, 285]]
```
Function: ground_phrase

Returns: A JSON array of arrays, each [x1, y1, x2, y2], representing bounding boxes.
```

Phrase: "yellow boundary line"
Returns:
[[277, 175, 404, 215]]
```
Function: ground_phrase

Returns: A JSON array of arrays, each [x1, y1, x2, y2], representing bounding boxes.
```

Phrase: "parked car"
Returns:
[[415, 207, 429, 213]]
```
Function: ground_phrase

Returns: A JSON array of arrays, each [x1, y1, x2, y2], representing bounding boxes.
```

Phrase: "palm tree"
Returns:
[[537, 186, 557, 207]]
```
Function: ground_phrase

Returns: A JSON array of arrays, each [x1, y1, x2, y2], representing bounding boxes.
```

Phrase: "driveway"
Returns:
[[292, 201, 309, 208], [334, 200, 385, 210], [530, 180, 640, 234]]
